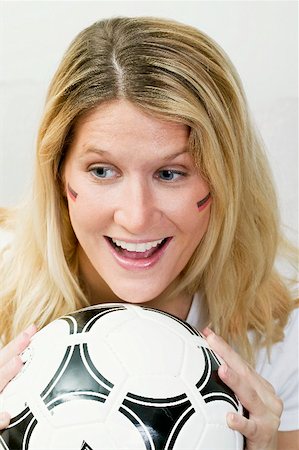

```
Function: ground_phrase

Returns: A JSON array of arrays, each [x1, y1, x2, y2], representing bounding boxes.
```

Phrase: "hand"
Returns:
[[0, 324, 37, 430], [202, 327, 283, 450]]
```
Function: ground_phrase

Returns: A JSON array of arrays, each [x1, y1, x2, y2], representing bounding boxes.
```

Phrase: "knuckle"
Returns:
[[14, 333, 29, 354], [267, 411, 281, 433], [259, 374, 275, 392], [274, 396, 283, 416], [266, 381, 276, 394], [245, 419, 258, 440], [248, 387, 261, 406], [4, 356, 23, 381], [0, 357, 22, 392], [263, 431, 273, 445], [9, 355, 23, 373], [274, 415, 281, 431], [239, 363, 252, 380], [0, 413, 11, 429], [0, 373, 10, 393], [256, 416, 279, 445], [263, 421, 277, 444]]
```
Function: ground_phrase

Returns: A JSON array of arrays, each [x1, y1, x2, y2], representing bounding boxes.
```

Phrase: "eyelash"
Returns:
[[89, 167, 117, 179], [155, 169, 187, 181], [88, 166, 188, 182]]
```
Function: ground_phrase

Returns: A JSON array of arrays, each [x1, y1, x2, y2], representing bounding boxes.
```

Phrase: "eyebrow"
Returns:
[[80, 147, 189, 161]]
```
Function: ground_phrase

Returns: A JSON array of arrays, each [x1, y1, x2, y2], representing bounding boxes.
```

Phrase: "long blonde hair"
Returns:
[[0, 17, 296, 363]]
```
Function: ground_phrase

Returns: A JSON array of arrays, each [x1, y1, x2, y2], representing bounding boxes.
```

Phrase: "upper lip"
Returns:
[[105, 236, 170, 243]]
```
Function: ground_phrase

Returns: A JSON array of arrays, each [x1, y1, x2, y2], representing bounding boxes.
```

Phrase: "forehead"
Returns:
[[70, 100, 190, 153]]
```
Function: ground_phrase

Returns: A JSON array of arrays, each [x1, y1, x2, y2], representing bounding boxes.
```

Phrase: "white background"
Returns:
[[0, 0, 297, 243]]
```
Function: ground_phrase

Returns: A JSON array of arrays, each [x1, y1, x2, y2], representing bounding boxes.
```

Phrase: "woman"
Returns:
[[0, 17, 298, 449]]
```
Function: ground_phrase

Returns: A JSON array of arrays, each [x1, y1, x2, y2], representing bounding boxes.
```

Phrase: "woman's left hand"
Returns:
[[202, 328, 283, 450]]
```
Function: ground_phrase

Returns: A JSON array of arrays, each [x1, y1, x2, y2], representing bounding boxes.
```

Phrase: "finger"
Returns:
[[203, 329, 283, 417], [227, 412, 258, 439], [0, 355, 23, 392], [227, 412, 280, 448], [255, 372, 276, 394], [0, 412, 11, 430], [0, 324, 36, 367], [218, 363, 267, 416], [203, 329, 253, 376]]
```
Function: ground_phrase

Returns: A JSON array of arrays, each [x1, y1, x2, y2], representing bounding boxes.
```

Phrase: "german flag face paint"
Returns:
[[197, 192, 211, 212], [67, 183, 78, 202]]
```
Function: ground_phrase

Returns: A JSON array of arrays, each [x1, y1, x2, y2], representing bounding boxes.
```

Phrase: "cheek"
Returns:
[[169, 194, 211, 235], [183, 207, 211, 258], [64, 170, 103, 236], [67, 189, 108, 234], [191, 205, 211, 235]]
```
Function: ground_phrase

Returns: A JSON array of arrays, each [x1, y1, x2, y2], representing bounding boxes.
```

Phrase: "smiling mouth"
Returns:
[[105, 237, 171, 260]]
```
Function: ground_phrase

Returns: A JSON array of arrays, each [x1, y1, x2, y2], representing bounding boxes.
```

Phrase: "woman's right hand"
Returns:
[[0, 324, 37, 429]]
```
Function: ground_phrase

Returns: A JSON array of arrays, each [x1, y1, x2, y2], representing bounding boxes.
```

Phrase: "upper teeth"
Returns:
[[111, 238, 164, 252]]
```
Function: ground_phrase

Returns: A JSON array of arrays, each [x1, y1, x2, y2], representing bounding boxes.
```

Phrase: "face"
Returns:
[[63, 100, 211, 304]]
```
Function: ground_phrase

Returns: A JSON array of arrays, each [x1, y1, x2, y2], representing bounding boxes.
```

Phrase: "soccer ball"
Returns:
[[0, 304, 244, 450]]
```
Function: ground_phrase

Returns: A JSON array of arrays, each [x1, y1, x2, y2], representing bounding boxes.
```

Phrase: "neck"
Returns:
[[139, 290, 193, 321], [77, 246, 193, 321]]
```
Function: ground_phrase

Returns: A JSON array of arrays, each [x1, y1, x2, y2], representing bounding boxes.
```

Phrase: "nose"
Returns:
[[113, 177, 162, 235]]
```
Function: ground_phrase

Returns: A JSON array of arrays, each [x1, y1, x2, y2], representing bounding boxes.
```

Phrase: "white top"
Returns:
[[186, 292, 299, 431]]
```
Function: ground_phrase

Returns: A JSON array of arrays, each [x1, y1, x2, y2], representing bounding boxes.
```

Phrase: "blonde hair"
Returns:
[[0, 17, 296, 363]]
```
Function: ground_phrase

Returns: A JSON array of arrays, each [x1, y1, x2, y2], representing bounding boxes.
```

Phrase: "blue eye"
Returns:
[[90, 167, 116, 179], [157, 170, 186, 181]]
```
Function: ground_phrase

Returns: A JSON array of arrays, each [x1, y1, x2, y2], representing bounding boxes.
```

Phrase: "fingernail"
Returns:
[[24, 324, 36, 334], [202, 327, 214, 337], [220, 363, 228, 378], [227, 413, 234, 426], [227, 413, 239, 425]]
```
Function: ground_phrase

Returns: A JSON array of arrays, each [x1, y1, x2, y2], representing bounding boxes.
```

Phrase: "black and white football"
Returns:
[[0, 303, 244, 449]]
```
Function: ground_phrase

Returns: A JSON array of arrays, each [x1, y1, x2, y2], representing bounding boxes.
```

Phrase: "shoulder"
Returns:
[[255, 307, 299, 431]]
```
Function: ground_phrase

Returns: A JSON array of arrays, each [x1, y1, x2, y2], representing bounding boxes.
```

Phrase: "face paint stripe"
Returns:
[[67, 183, 78, 201], [197, 192, 211, 211]]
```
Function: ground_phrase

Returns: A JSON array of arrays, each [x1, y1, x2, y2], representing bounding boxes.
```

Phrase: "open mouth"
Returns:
[[105, 236, 171, 260]]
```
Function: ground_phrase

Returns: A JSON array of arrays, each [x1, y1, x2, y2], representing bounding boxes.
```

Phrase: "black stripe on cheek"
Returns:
[[197, 192, 211, 210], [67, 183, 78, 201]]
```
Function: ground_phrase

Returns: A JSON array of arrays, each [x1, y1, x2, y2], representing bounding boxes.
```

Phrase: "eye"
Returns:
[[157, 169, 187, 181], [89, 166, 118, 179]]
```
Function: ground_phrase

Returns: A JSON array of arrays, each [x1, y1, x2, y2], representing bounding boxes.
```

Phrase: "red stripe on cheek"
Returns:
[[197, 192, 211, 212], [67, 183, 78, 202]]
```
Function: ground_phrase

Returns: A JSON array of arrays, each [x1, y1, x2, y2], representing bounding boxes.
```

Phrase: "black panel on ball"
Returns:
[[119, 393, 195, 449], [0, 407, 37, 450]]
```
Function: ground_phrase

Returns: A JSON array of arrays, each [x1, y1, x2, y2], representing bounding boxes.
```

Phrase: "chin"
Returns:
[[115, 295, 157, 306], [110, 286, 164, 306]]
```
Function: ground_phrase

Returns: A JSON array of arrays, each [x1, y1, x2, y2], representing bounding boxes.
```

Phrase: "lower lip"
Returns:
[[105, 238, 172, 271]]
